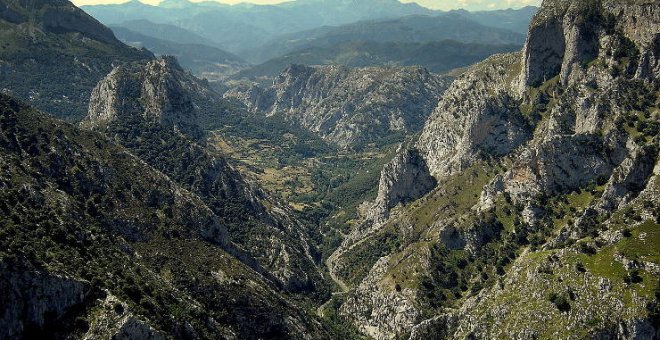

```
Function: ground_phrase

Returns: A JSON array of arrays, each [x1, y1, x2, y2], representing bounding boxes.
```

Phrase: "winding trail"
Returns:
[[326, 251, 349, 292], [316, 248, 350, 318]]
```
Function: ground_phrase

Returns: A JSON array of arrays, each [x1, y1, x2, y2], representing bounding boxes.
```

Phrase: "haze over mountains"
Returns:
[[1, 0, 658, 339], [80, 0, 536, 80]]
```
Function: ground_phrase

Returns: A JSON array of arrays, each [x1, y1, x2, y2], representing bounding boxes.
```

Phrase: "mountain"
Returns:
[[225, 64, 452, 149], [81, 57, 327, 294], [447, 6, 538, 34], [0, 0, 152, 120], [113, 19, 216, 46], [79, 0, 227, 25], [234, 40, 521, 80], [3, 0, 659, 338], [0, 93, 333, 339], [110, 26, 247, 81], [248, 13, 527, 63], [326, 0, 660, 338], [81, 0, 433, 55]]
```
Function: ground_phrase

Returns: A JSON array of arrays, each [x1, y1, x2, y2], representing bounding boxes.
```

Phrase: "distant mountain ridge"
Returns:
[[82, 0, 432, 53], [234, 40, 521, 80], [82, 0, 536, 59], [247, 13, 528, 63], [110, 25, 247, 80]]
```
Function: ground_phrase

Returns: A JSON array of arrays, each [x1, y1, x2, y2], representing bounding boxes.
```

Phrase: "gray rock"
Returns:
[[417, 53, 532, 178], [368, 147, 436, 224], [225, 64, 451, 148]]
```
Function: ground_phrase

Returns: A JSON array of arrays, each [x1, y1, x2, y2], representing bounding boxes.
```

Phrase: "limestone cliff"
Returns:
[[336, 0, 659, 338], [225, 64, 451, 149]]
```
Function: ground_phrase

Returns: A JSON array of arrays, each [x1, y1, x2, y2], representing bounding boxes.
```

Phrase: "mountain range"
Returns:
[[82, 0, 535, 59], [77, 0, 537, 85], [233, 40, 521, 80], [245, 12, 527, 63], [82, 0, 433, 54], [110, 25, 247, 80], [0, 0, 658, 339]]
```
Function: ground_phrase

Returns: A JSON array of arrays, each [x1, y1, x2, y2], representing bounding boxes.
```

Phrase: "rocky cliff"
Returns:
[[367, 147, 437, 225], [225, 64, 451, 149], [82, 57, 200, 136], [334, 0, 659, 338], [82, 57, 326, 293]]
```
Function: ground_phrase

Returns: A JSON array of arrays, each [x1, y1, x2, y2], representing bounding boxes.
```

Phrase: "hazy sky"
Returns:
[[72, 0, 542, 11]]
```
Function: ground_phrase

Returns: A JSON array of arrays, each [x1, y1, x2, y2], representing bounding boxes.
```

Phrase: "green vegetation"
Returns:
[[0, 94, 331, 338], [0, 15, 151, 120], [202, 101, 401, 263]]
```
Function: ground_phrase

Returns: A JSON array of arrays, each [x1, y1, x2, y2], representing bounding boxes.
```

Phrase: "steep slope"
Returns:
[[225, 64, 451, 149], [0, 0, 152, 120], [0, 94, 333, 339], [81, 57, 326, 294], [330, 0, 659, 338], [234, 40, 520, 79], [249, 13, 527, 63]]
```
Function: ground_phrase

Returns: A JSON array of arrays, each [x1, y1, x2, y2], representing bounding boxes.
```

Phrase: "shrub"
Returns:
[[549, 292, 571, 313]]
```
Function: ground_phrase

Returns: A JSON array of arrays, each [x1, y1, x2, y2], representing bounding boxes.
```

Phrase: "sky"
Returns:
[[71, 0, 542, 11]]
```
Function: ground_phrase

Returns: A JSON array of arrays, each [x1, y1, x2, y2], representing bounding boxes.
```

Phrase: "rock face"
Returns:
[[225, 64, 451, 148], [0, 263, 91, 339], [82, 58, 324, 293], [367, 147, 436, 224], [520, 0, 660, 91], [339, 256, 423, 339], [83, 57, 199, 136], [417, 53, 532, 178], [335, 0, 660, 338]]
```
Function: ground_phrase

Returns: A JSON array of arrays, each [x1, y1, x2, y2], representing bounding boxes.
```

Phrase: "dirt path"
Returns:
[[316, 247, 351, 318], [326, 251, 349, 292]]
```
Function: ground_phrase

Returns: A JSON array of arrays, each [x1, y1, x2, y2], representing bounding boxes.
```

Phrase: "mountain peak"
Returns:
[[84, 57, 198, 134]]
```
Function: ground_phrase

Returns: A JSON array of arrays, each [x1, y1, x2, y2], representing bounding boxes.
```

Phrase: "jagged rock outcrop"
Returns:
[[367, 147, 436, 224], [597, 145, 657, 211], [83, 57, 200, 136], [337, 0, 659, 338], [225, 64, 451, 148], [84, 295, 167, 340]]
